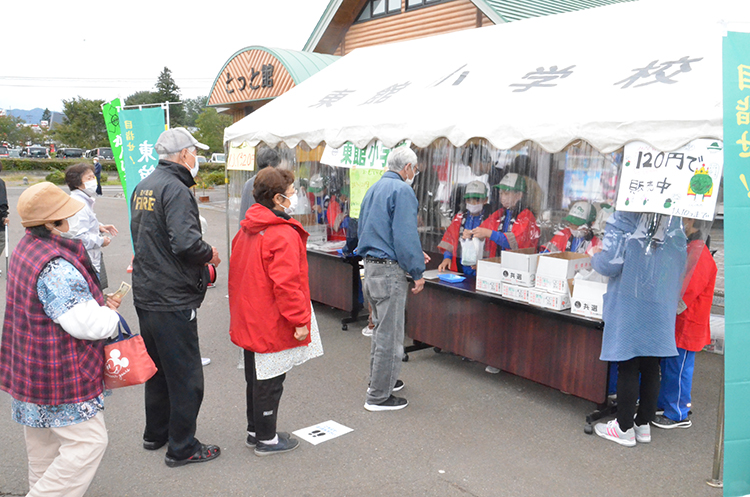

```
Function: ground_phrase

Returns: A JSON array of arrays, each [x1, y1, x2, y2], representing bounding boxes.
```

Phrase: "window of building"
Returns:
[[357, 0, 401, 22], [407, 0, 450, 10]]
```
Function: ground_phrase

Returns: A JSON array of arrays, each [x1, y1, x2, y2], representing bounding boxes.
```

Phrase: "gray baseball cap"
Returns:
[[155, 127, 209, 155]]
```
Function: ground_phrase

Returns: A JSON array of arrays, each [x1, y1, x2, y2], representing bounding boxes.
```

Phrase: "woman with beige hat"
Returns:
[[0, 182, 123, 497]]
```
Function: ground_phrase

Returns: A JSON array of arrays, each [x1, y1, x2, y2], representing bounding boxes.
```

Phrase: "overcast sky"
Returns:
[[1, 0, 332, 114]]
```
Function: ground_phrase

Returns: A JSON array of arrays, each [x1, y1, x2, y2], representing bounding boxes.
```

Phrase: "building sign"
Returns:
[[616, 139, 723, 220], [225, 64, 275, 94], [208, 48, 298, 107]]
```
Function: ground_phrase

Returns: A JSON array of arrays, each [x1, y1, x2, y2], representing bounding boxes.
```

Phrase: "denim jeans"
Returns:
[[363, 261, 408, 405], [136, 307, 204, 460]]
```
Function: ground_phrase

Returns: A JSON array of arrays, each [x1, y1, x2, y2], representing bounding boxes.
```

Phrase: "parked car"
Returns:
[[8, 148, 21, 158], [58, 148, 84, 159], [196, 156, 207, 166], [21, 146, 49, 158], [87, 147, 113, 160], [0, 145, 8, 158], [209, 153, 226, 163]]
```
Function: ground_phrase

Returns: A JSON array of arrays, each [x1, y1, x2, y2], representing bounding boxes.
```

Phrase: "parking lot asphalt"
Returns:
[[0, 186, 725, 497]]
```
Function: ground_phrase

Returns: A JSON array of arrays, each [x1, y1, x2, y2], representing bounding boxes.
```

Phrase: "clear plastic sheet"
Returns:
[[228, 138, 714, 299]]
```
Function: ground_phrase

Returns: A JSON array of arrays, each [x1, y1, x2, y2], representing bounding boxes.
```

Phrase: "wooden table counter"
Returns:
[[405, 277, 608, 404], [307, 248, 364, 329]]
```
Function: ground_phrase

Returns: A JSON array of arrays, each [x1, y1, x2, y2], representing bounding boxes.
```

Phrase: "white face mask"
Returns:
[[83, 179, 98, 197], [279, 193, 298, 215], [404, 165, 418, 187], [466, 203, 484, 215], [186, 150, 199, 178]]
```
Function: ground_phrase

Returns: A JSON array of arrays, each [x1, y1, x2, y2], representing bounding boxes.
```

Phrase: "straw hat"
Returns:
[[17, 182, 84, 227]]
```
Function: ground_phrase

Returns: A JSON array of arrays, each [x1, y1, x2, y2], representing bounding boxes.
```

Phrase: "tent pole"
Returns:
[[706, 356, 724, 488]]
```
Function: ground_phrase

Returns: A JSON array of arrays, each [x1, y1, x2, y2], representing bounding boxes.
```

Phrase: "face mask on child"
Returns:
[[466, 203, 483, 215]]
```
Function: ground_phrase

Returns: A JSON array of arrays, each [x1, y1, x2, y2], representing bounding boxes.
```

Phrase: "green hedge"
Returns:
[[0, 158, 225, 174]]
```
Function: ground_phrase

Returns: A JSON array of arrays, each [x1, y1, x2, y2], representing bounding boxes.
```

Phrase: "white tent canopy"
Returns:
[[224, 0, 750, 154]]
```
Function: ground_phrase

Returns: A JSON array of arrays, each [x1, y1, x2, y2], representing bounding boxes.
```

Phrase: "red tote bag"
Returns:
[[104, 315, 157, 389]]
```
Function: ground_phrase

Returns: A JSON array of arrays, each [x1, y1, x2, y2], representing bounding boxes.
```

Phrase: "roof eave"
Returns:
[[471, 0, 508, 23], [303, 0, 345, 52]]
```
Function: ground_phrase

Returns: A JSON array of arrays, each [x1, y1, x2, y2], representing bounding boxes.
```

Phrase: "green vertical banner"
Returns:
[[102, 98, 126, 193], [119, 107, 165, 204], [722, 30, 750, 497]]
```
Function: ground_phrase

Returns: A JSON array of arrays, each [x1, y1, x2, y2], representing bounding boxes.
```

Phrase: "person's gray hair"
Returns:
[[159, 146, 195, 162], [386, 146, 418, 172]]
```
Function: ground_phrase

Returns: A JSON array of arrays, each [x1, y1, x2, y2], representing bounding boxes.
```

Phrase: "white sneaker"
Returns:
[[201, 357, 211, 366], [485, 366, 500, 374], [362, 326, 374, 337], [634, 422, 651, 443], [594, 419, 636, 447]]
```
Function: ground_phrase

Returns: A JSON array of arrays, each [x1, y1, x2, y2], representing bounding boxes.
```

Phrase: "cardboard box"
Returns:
[[477, 249, 539, 287], [536, 253, 591, 294], [305, 225, 328, 246], [501, 248, 540, 272], [502, 282, 530, 302], [528, 287, 571, 310], [476, 276, 503, 296], [570, 280, 607, 320], [476, 256, 503, 281]]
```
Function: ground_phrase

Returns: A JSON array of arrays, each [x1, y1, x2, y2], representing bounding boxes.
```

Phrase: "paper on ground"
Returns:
[[293, 420, 353, 446]]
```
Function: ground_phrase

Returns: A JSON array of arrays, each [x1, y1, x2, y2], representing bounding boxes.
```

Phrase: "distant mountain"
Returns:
[[3, 108, 66, 126], [6, 108, 45, 124]]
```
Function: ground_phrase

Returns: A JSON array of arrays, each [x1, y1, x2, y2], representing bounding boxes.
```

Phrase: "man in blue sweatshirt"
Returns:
[[357, 146, 429, 411]]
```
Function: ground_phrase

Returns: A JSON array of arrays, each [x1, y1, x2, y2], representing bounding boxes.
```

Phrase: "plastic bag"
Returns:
[[460, 237, 483, 266]]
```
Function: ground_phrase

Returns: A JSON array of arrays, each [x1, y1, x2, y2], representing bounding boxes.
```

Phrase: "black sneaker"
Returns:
[[364, 395, 408, 412], [164, 444, 221, 467], [254, 435, 300, 456], [392, 380, 404, 392], [652, 414, 692, 429], [246, 431, 291, 448], [143, 439, 167, 451]]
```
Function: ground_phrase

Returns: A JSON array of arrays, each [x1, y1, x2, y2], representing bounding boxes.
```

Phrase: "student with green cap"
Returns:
[[541, 200, 602, 255], [438, 180, 493, 276], [467, 172, 540, 254]]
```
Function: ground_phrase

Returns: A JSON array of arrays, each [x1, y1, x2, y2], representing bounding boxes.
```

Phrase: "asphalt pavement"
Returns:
[[0, 183, 725, 497]]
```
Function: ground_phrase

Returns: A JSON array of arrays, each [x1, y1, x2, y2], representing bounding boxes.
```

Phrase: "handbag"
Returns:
[[104, 315, 157, 389]]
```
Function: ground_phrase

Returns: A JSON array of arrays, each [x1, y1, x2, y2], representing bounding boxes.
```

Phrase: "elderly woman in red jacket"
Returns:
[[229, 167, 312, 456]]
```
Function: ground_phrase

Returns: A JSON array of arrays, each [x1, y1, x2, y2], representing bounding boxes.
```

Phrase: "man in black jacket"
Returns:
[[130, 127, 222, 468]]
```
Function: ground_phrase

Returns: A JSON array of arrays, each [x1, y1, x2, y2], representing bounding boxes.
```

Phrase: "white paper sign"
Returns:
[[320, 140, 410, 169], [293, 420, 353, 446], [617, 139, 723, 220]]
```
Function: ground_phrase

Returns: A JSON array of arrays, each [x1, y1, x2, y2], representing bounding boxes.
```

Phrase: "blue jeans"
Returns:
[[363, 261, 408, 405]]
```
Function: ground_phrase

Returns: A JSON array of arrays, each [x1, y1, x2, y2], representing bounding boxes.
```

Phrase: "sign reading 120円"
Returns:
[[616, 139, 724, 220]]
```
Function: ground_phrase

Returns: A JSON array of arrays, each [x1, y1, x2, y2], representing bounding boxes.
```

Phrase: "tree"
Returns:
[[124, 90, 161, 107], [183, 96, 208, 128], [53, 97, 108, 148], [0, 115, 37, 147], [154, 67, 184, 127], [41, 108, 51, 123], [195, 108, 232, 155]]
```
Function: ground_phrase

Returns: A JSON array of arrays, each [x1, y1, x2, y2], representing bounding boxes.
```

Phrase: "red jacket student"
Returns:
[[655, 218, 717, 429], [468, 173, 540, 257], [542, 201, 602, 256]]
